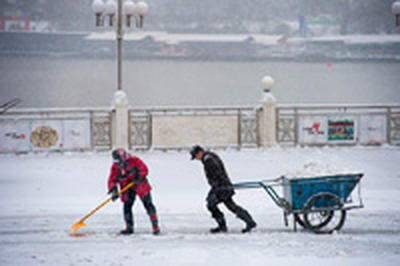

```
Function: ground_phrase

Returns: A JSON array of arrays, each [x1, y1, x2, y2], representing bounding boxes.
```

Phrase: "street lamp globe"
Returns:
[[392, 1, 400, 26], [136, 2, 149, 16], [105, 0, 117, 26], [92, 0, 105, 13], [261, 76, 275, 92], [92, 0, 105, 26], [124, 0, 136, 27], [105, 0, 117, 14], [136, 2, 149, 28], [124, 0, 136, 15]]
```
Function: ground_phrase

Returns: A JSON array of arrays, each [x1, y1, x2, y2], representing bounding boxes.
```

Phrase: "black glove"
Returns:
[[108, 186, 119, 201]]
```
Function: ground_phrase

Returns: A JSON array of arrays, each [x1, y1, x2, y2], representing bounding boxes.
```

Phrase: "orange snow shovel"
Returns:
[[71, 182, 134, 235]]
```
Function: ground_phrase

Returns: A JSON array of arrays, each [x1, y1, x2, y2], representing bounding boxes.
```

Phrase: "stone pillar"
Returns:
[[112, 90, 129, 149], [259, 76, 276, 147]]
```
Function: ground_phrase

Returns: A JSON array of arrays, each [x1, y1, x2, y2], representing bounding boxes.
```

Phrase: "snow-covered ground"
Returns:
[[1, 146, 400, 266]]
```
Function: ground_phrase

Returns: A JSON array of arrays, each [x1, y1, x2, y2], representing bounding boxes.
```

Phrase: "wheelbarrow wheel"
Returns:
[[295, 212, 329, 229], [294, 214, 306, 228], [303, 192, 346, 234]]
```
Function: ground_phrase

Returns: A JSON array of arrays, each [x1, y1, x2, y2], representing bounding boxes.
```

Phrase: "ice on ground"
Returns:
[[0, 146, 400, 266]]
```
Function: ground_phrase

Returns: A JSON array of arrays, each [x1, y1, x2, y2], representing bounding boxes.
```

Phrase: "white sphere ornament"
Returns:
[[113, 90, 128, 105], [392, 1, 400, 15], [124, 0, 136, 16], [92, 0, 105, 14], [261, 76, 275, 91], [105, 0, 117, 15], [136, 2, 149, 16]]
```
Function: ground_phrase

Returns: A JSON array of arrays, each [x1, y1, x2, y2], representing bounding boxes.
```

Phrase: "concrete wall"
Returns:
[[3, 103, 398, 153], [152, 115, 239, 148]]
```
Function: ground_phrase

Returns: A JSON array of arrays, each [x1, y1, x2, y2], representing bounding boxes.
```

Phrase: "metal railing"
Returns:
[[128, 106, 260, 150], [1, 103, 399, 153], [276, 104, 400, 146]]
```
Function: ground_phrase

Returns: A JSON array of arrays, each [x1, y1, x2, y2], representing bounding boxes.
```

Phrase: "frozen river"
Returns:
[[0, 56, 399, 108]]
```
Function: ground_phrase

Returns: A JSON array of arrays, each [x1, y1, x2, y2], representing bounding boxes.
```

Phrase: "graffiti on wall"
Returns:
[[30, 125, 59, 148], [298, 116, 327, 144], [328, 119, 355, 141], [0, 120, 30, 152]]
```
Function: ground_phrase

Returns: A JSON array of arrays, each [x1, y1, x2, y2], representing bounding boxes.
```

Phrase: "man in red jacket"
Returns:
[[108, 148, 160, 235]]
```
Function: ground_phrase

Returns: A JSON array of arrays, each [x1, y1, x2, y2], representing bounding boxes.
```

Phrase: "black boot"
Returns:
[[210, 225, 228, 234], [210, 219, 227, 233], [150, 214, 160, 235], [120, 225, 133, 235], [208, 203, 228, 233], [122, 203, 134, 235], [120, 228, 133, 235], [242, 221, 257, 233], [235, 208, 257, 233]]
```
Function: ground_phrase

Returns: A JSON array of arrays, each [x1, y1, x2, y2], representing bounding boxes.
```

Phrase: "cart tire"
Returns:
[[303, 193, 346, 234], [294, 214, 306, 228]]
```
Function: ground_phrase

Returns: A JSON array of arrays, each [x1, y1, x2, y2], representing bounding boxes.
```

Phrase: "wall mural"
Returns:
[[30, 125, 59, 148]]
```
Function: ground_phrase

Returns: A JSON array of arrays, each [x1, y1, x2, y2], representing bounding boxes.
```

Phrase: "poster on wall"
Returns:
[[30, 120, 63, 150], [63, 119, 90, 149], [0, 120, 31, 152], [327, 117, 357, 143], [359, 115, 386, 144], [1, 119, 91, 152], [298, 116, 327, 144]]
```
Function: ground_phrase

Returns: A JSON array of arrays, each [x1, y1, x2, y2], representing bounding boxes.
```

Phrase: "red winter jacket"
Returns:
[[107, 155, 151, 202]]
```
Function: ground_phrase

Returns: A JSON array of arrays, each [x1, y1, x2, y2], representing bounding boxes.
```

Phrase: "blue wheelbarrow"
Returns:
[[234, 173, 364, 234]]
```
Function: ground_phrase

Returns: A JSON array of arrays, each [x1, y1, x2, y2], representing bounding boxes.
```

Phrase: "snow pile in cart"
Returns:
[[0, 146, 400, 266], [284, 161, 362, 179]]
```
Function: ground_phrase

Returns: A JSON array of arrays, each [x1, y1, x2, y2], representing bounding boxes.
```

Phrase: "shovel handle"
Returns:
[[78, 182, 134, 223], [118, 181, 135, 194]]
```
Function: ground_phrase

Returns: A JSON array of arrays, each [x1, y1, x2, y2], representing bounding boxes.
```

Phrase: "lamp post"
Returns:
[[91, 0, 149, 91], [91, 0, 149, 149], [392, 1, 400, 26]]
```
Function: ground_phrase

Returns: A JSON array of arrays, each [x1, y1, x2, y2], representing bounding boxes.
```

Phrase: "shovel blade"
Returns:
[[71, 222, 86, 235]]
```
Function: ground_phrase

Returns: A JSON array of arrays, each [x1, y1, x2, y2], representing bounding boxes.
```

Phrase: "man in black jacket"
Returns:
[[190, 145, 256, 233]]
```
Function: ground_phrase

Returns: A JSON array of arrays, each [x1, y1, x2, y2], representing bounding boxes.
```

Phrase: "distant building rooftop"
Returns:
[[85, 31, 284, 46], [308, 35, 400, 44]]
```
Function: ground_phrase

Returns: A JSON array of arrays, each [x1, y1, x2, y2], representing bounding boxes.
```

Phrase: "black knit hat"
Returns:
[[112, 148, 128, 162], [190, 145, 204, 160]]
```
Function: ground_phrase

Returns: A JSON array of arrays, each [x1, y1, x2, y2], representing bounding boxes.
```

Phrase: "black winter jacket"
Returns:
[[201, 151, 234, 200]]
